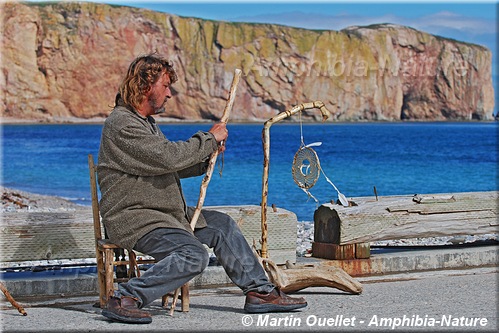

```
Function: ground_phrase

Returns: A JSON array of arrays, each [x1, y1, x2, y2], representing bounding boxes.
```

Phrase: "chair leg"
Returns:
[[161, 294, 169, 309], [104, 249, 115, 302], [128, 250, 140, 278], [95, 250, 107, 308], [164, 284, 189, 314], [181, 284, 190, 312]]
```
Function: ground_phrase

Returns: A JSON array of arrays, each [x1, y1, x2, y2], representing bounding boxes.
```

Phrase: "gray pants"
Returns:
[[118, 210, 274, 307]]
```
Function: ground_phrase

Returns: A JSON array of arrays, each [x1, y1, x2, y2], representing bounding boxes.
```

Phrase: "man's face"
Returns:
[[146, 72, 172, 116]]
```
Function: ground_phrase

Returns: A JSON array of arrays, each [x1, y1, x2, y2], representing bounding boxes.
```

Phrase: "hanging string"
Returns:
[[319, 165, 342, 195], [217, 139, 226, 177], [299, 110, 305, 147], [300, 187, 319, 204], [218, 151, 224, 177]]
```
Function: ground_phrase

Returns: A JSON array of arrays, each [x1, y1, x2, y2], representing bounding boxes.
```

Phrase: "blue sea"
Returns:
[[1, 122, 497, 222]]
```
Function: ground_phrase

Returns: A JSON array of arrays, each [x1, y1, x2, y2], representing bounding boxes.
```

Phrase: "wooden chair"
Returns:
[[88, 154, 189, 312]]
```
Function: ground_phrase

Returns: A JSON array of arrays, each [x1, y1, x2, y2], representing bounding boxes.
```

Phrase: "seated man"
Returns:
[[97, 54, 307, 324]]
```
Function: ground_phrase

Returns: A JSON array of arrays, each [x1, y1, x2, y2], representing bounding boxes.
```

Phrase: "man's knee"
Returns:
[[215, 213, 239, 235], [181, 242, 209, 274]]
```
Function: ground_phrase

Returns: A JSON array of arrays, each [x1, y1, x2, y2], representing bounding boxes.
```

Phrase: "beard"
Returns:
[[155, 106, 166, 114], [148, 94, 167, 114]]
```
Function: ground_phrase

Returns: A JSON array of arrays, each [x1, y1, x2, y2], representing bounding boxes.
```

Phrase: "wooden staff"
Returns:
[[0, 282, 27, 316], [189, 68, 242, 230], [169, 68, 242, 316]]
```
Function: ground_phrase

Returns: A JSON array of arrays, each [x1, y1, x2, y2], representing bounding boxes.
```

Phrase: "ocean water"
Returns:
[[1, 122, 497, 222]]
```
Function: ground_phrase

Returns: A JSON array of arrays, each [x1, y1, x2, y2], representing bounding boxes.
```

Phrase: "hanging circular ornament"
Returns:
[[292, 146, 321, 189]]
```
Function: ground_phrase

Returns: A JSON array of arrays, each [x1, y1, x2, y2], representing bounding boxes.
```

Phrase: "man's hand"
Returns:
[[209, 122, 228, 144]]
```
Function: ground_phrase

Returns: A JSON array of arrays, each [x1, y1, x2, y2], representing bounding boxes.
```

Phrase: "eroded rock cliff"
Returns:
[[0, 2, 495, 122]]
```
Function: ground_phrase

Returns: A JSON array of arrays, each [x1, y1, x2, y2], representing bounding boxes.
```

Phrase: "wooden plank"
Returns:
[[387, 196, 498, 214], [355, 243, 371, 259], [314, 191, 498, 245], [311, 242, 370, 260], [312, 242, 357, 260]]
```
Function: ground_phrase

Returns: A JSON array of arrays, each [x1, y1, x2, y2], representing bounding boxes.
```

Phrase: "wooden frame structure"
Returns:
[[260, 101, 330, 258]]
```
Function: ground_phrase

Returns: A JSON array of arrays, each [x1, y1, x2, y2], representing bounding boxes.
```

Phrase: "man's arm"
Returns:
[[177, 122, 229, 178], [100, 115, 228, 176], [177, 160, 210, 179]]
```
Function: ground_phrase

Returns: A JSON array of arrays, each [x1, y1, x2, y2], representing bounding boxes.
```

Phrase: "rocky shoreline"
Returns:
[[1, 186, 86, 212], [2, 187, 497, 262]]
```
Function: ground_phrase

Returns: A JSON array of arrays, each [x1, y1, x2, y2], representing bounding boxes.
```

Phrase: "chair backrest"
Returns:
[[88, 154, 103, 242], [87, 154, 142, 282]]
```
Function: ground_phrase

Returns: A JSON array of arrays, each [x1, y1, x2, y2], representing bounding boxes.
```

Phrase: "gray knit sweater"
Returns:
[[97, 104, 218, 249]]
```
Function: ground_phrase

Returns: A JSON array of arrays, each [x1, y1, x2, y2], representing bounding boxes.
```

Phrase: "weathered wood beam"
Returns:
[[314, 191, 498, 245]]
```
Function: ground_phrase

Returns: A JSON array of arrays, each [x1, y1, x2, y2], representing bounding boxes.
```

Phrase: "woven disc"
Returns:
[[292, 146, 320, 189]]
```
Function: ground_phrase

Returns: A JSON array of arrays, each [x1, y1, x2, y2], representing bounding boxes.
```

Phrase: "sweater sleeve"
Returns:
[[177, 160, 210, 179], [100, 119, 218, 176]]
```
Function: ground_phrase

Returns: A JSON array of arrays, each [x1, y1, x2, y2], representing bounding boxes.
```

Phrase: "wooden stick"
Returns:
[[168, 288, 180, 316], [0, 282, 27, 316], [190, 68, 242, 230], [169, 68, 242, 316]]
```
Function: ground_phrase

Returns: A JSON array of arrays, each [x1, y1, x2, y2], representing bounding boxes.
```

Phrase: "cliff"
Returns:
[[0, 2, 495, 122]]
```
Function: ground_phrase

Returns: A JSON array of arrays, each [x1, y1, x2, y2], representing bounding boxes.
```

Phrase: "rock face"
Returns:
[[0, 2, 495, 122]]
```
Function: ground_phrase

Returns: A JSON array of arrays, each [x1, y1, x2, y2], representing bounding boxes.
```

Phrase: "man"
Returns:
[[97, 54, 307, 324]]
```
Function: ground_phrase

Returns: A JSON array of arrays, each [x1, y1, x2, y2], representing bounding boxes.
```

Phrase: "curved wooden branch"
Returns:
[[262, 258, 362, 294], [189, 68, 242, 230]]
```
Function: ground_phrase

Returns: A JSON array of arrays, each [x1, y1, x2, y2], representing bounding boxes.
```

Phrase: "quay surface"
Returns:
[[1, 244, 497, 332]]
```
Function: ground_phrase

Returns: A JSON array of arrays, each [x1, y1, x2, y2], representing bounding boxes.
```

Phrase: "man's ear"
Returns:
[[143, 86, 152, 96]]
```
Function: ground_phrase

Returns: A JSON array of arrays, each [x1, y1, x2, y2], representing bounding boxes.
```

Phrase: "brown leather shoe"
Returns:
[[244, 288, 307, 313], [102, 296, 152, 324]]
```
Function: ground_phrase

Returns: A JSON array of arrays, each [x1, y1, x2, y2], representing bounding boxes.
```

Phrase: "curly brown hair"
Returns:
[[118, 54, 178, 110]]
